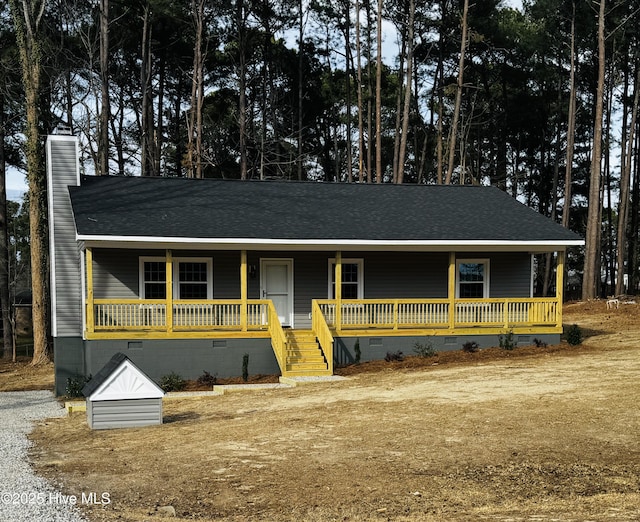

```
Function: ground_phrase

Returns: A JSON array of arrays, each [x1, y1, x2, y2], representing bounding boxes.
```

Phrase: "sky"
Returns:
[[7, 167, 27, 203]]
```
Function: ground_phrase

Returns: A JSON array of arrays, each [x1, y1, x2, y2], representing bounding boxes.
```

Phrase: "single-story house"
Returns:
[[48, 134, 584, 396]]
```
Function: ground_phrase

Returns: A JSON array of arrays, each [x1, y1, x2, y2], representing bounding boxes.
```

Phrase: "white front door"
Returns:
[[261, 259, 294, 327]]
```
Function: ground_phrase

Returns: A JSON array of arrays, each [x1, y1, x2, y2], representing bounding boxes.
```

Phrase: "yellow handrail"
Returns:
[[88, 296, 559, 337], [315, 297, 559, 330], [91, 298, 271, 332], [312, 300, 334, 374], [266, 301, 287, 374]]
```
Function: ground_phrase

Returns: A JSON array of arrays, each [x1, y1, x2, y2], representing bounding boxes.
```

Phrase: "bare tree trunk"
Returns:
[[582, 0, 606, 300], [9, 0, 50, 365], [445, 0, 469, 185], [629, 128, 640, 292], [237, 0, 248, 180], [298, 0, 304, 180], [140, 3, 154, 176], [99, 0, 110, 175], [0, 94, 14, 360], [345, 1, 353, 183], [155, 56, 165, 175], [355, 0, 365, 182], [365, 0, 373, 183], [543, 68, 564, 297], [187, 0, 205, 178], [392, 41, 404, 183], [562, 2, 577, 229], [375, 0, 382, 183], [615, 60, 640, 296], [436, 67, 444, 184], [395, 0, 414, 184]]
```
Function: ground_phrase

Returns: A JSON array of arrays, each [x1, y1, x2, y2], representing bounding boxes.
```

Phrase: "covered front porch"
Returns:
[[84, 249, 565, 377]]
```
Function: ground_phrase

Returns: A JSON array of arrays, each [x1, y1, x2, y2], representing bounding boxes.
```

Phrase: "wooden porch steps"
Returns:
[[283, 329, 331, 377]]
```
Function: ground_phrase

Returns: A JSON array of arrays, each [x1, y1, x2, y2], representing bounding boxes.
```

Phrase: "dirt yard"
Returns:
[[27, 301, 640, 521], [0, 356, 54, 392]]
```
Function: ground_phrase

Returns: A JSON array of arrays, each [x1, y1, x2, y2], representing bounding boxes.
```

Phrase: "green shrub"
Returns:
[[499, 329, 516, 350], [354, 339, 361, 364], [66, 374, 90, 398], [159, 372, 186, 392], [242, 353, 249, 382], [566, 324, 583, 345], [197, 371, 217, 387], [462, 341, 479, 353], [384, 350, 404, 362], [533, 338, 548, 348], [413, 340, 437, 358]]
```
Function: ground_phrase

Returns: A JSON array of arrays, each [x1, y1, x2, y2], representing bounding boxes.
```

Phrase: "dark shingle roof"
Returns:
[[69, 176, 582, 244], [81, 352, 129, 397], [81, 352, 163, 398]]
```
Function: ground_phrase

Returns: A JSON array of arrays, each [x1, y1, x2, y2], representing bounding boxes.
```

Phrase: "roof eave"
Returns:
[[78, 234, 584, 252]]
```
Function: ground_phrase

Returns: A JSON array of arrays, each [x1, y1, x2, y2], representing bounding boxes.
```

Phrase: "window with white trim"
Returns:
[[140, 257, 213, 299], [456, 259, 489, 298], [328, 259, 364, 299]]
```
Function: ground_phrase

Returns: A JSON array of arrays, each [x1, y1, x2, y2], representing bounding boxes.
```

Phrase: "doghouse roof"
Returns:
[[82, 352, 165, 401]]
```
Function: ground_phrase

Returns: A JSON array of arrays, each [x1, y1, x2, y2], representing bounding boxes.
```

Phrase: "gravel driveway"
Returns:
[[0, 391, 86, 522]]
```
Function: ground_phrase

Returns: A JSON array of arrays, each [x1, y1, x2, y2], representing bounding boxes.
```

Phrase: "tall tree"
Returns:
[[8, 0, 50, 364], [187, 0, 205, 178], [562, 2, 577, 229], [98, 0, 110, 175], [394, 0, 415, 184], [615, 57, 640, 295], [582, 0, 606, 300], [445, 0, 469, 184], [375, 0, 382, 182]]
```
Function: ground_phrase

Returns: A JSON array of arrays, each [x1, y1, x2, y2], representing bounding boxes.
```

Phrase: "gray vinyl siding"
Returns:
[[89, 249, 532, 317], [92, 250, 139, 298], [362, 252, 449, 299], [485, 252, 531, 298], [92, 249, 230, 298], [213, 251, 241, 297], [48, 136, 82, 337], [86, 398, 162, 429]]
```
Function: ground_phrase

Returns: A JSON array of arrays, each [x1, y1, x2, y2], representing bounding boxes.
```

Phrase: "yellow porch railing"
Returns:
[[265, 301, 288, 374], [317, 297, 559, 330], [312, 300, 334, 374], [91, 299, 271, 332], [89, 296, 559, 342]]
